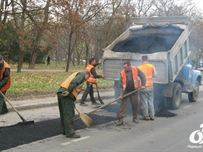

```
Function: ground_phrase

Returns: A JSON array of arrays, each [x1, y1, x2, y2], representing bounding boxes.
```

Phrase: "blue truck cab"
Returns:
[[176, 60, 201, 102]]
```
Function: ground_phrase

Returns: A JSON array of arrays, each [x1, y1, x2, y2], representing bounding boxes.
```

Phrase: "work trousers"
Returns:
[[118, 91, 139, 119], [139, 89, 155, 118], [0, 91, 8, 114], [57, 93, 75, 137], [80, 82, 96, 103]]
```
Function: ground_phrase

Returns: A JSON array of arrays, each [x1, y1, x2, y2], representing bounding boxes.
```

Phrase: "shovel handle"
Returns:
[[0, 91, 26, 122], [87, 88, 140, 114], [74, 88, 140, 122], [0, 91, 18, 113]]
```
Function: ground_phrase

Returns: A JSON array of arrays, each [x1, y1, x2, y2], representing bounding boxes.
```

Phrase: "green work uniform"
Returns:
[[0, 68, 10, 114], [57, 72, 85, 137]]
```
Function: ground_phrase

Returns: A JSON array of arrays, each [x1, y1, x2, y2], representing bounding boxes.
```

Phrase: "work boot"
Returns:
[[150, 117, 155, 121], [67, 133, 81, 138], [80, 103, 88, 106], [116, 118, 123, 126], [142, 116, 150, 120], [92, 102, 100, 105], [132, 117, 139, 123]]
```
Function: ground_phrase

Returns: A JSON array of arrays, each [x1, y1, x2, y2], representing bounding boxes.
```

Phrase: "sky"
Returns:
[[176, 0, 203, 13]]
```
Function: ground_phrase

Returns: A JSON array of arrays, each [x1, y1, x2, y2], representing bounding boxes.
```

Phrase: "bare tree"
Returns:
[[151, 0, 198, 16], [152, 0, 175, 16], [89, 0, 135, 59], [150, 0, 203, 69], [52, 0, 107, 72], [0, 0, 9, 30], [73, 35, 87, 66], [25, 0, 51, 69], [11, 0, 30, 72], [0, 0, 12, 60], [137, 0, 155, 17], [190, 15, 203, 69]]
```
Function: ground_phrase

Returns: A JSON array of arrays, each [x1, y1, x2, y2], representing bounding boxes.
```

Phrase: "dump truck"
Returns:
[[102, 16, 202, 111]]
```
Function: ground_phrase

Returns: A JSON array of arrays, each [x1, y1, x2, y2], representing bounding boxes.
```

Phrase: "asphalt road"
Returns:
[[1, 93, 203, 152]]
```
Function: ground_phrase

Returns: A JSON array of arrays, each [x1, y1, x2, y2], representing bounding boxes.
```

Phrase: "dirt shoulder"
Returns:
[[6, 91, 57, 101], [6, 87, 114, 101]]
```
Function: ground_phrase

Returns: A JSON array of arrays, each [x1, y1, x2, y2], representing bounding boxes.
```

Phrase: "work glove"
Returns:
[[62, 91, 69, 97]]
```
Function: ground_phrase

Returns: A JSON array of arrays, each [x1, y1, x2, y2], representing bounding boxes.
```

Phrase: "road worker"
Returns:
[[57, 71, 90, 138], [0, 55, 11, 115], [117, 61, 146, 126], [138, 55, 157, 120], [80, 58, 104, 106]]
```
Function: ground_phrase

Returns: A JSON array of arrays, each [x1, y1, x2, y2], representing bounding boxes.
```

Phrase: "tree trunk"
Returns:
[[77, 56, 80, 65], [29, 33, 41, 69], [85, 39, 89, 67], [29, 47, 39, 69], [55, 50, 58, 66], [65, 54, 71, 72], [195, 49, 203, 69], [17, 50, 24, 73], [65, 31, 73, 72], [26, 0, 50, 69], [71, 58, 75, 67]]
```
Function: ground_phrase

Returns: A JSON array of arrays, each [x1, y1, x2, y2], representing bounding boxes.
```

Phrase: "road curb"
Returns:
[[8, 101, 58, 112], [7, 95, 115, 112]]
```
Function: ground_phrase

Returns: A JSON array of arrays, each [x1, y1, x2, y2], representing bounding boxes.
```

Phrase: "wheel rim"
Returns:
[[193, 83, 199, 100], [175, 88, 181, 107]]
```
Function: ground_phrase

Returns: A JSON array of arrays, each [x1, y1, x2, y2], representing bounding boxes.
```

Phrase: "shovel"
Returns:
[[0, 91, 34, 125], [74, 89, 140, 123], [87, 88, 140, 115], [95, 83, 104, 105]]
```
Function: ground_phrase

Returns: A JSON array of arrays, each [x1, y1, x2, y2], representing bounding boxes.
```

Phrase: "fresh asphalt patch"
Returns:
[[155, 109, 177, 117], [0, 114, 116, 151], [0, 118, 61, 151]]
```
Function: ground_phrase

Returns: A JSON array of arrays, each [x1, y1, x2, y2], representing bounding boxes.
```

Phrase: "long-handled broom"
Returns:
[[0, 91, 34, 125], [75, 107, 93, 128]]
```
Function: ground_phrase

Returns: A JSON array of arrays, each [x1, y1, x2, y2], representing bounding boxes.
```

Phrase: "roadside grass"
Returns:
[[10, 61, 87, 70], [8, 62, 114, 94], [9, 63, 202, 95]]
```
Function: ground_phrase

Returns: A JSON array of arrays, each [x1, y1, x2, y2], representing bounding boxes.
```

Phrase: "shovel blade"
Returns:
[[99, 98, 104, 105]]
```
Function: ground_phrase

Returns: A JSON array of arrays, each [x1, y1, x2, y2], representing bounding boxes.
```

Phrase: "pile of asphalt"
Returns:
[[155, 109, 177, 117]]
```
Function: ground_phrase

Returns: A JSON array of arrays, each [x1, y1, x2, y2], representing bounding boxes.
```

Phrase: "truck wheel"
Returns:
[[188, 81, 199, 102], [166, 83, 182, 110]]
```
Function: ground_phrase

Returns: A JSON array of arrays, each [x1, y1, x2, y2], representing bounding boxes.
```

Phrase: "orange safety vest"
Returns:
[[120, 66, 139, 91], [138, 63, 154, 87], [86, 64, 96, 83], [0, 61, 11, 92], [60, 72, 85, 98]]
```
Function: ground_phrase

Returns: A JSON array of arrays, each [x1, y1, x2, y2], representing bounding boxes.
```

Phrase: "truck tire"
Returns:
[[166, 83, 182, 110], [188, 81, 199, 102]]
